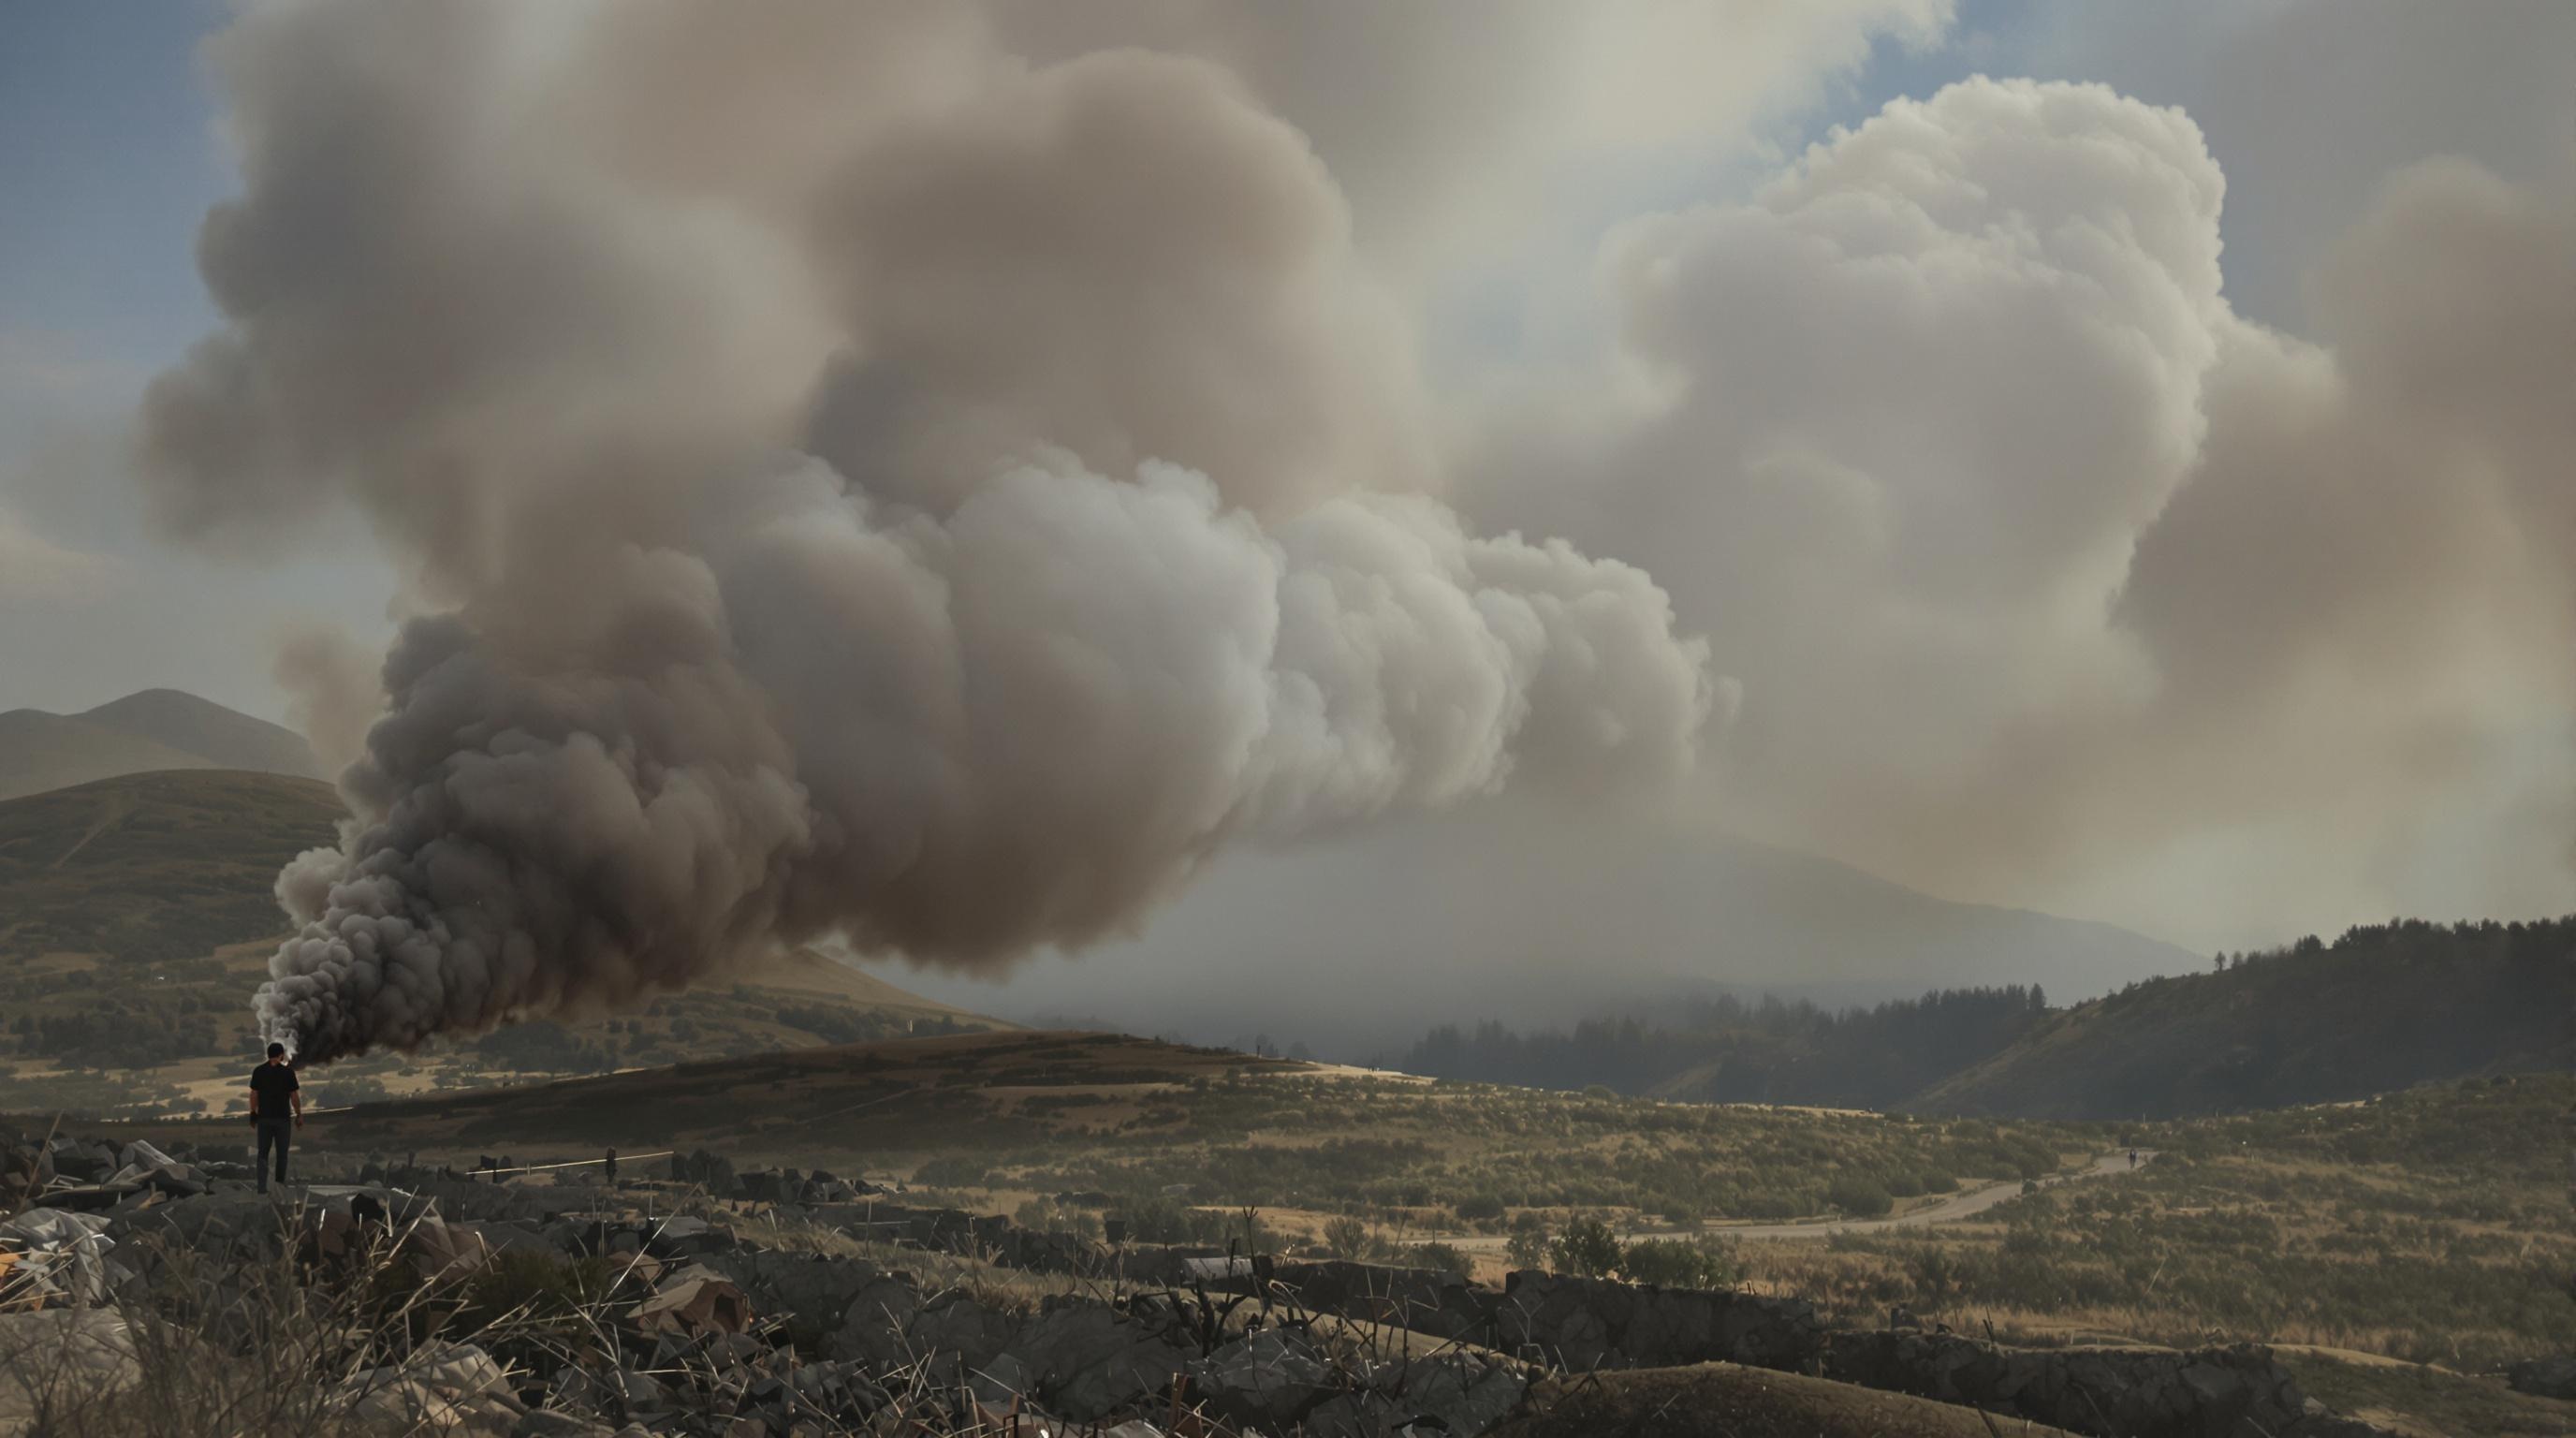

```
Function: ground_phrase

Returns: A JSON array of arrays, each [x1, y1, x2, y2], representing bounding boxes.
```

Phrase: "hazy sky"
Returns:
[[4, 0, 2571, 972]]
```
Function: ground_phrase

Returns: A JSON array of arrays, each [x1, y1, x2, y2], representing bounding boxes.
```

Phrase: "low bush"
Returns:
[[1825, 1174, 1895, 1217]]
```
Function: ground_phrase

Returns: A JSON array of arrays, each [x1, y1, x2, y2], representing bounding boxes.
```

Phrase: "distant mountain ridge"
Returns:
[[1398, 917, 2576, 1119], [894, 808, 2201, 1057], [0, 688, 326, 800]]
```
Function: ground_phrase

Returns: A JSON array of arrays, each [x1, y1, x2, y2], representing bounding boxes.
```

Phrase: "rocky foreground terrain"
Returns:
[[2, 1125, 2411, 1437]]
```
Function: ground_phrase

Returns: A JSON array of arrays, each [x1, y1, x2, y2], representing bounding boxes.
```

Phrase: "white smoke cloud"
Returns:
[[270, 623, 382, 776], [1467, 77, 2576, 943]]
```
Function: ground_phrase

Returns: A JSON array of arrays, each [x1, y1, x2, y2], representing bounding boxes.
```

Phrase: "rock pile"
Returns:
[[1225, 1260, 1491, 1346], [4, 1176, 1530, 1435]]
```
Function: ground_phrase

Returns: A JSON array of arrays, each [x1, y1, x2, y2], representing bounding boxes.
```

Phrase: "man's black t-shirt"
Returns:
[[249, 1063, 299, 1121]]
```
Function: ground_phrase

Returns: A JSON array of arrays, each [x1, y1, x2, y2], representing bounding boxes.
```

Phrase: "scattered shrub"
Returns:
[[1550, 1216, 1623, 1277], [1826, 1174, 1895, 1218], [1617, 1237, 1738, 1290], [1410, 1241, 1474, 1281]]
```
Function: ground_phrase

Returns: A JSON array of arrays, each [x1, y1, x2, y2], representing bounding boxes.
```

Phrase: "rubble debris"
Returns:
[[0, 1210, 120, 1309], [337, 1342, 523, 1436], [629, 1263, 755, 1337]]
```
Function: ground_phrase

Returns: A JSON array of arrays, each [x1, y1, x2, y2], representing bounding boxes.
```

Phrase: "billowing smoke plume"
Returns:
[[142, 3, 1714, 1062], [1468, 75, 2576, 943]]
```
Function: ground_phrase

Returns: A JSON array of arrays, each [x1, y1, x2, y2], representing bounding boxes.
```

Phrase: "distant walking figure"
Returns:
[[248, 1042, 303, 1193], [2128, 1149, 2139, 1169]]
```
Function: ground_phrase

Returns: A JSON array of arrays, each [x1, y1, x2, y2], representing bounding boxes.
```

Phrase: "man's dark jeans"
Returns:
[[256, 1117, 293, 1193]]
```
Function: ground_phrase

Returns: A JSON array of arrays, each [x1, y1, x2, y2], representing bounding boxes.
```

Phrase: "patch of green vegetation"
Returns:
[[1743, 1075, 2576, 1372], [944, 1073, 2089, 1223], [0, 770, 344, 972]]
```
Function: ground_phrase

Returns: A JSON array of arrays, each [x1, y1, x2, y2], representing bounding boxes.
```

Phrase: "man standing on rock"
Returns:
[[247, 1042, 304, 1194]]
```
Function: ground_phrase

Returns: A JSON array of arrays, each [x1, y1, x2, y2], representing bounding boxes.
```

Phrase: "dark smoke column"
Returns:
[[248, 465, 1715, 1065]]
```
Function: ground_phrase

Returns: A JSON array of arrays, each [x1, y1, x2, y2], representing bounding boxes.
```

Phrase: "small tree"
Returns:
[[1321, 1214, 1376, 1260], [1410, 1241, 1474, 1281], [1617, 1238, 1738, 1290], [1549, 1216, 1622, 1278], [1825, 1173, 1895, 1217]]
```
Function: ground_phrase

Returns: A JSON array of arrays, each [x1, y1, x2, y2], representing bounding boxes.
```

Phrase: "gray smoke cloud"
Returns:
[[142, 1, 1715, 1063], [270, 623, 381, 777]]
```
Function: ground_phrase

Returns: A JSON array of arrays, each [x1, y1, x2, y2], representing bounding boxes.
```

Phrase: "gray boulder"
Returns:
[[829, 1273, 1022, 1376], [336, 1343, 523, 1436], [719, 1251, 886, 1333], [1003, 1302, 1192, 1422], [1304, 1349, 1529, 1438], [1190, 1328, 1339, 1430], [1497, 1270, 1822, 1372]]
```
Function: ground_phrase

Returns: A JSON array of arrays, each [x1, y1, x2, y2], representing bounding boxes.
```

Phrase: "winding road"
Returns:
[[1446, 1150, 2155, 1251]]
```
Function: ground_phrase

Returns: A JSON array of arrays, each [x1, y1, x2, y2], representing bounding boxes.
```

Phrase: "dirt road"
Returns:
[[1447, 1150, 2155, 1251]]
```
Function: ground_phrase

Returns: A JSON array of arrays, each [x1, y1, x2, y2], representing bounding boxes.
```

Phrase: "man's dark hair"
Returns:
[[267, 1042, 286, 1058]]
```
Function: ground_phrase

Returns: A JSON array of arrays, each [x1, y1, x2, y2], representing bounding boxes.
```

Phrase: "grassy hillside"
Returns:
[[120, 1028, 2109, 1240], [89, 1032, 2576, 1387], [0, 768, 345, 969], [1913, 917, 2575, 1118], [1740, 1073, 2576, 1377], [0, 770, 1004, 1117]]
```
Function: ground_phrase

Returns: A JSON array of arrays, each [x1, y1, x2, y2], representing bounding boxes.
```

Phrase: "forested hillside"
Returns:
[[1402, 917, 2576, 1119], [1917, 917, 2574, 1118], [1402, 987, 2054, 1109]]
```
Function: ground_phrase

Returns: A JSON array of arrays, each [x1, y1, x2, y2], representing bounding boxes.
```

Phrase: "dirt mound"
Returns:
[[1497, 1362, 2082, 1438]]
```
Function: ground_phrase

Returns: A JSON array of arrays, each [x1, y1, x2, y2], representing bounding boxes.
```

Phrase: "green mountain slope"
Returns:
[[0, 768, 344, 966], [0, 769, 1004, 1117], [1910, 917, 2576, 1119]]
